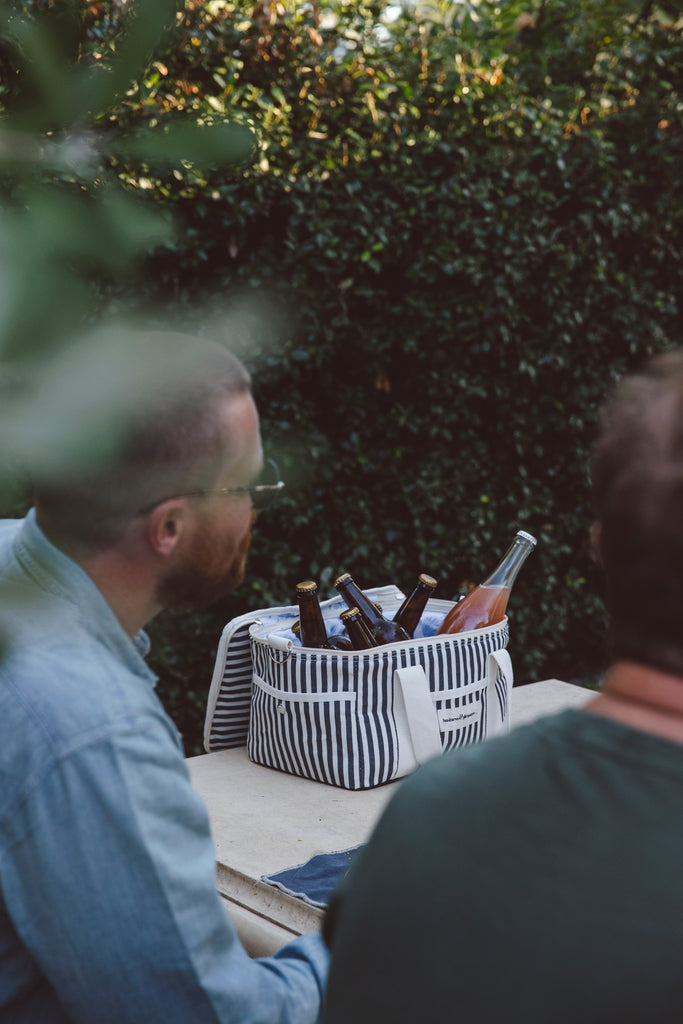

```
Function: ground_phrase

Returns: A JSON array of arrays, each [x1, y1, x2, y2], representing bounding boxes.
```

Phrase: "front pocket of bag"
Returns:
[[249, 673, 366, 788], [431, 677, 489, 750], [249, 639, 404, 788]]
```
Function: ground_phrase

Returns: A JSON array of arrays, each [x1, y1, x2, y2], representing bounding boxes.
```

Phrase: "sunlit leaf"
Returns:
[[75, 0, 179, 118], [0, 0, 179, 127]]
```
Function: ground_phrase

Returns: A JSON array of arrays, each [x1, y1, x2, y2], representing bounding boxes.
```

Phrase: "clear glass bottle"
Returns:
[[436, 531, 537, 635]]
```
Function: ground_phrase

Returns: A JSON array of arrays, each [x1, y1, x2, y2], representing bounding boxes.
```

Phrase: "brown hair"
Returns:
[[33, 330, 252, 551], [590, 350, 683, 674]]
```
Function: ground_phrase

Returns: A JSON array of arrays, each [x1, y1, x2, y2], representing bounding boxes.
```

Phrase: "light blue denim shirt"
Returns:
[[0, 511, 328, 1023]]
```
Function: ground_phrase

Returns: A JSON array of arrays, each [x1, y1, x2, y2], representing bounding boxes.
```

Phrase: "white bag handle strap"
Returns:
[[487, 647, 513, 737], [393, 665, 443, 766]]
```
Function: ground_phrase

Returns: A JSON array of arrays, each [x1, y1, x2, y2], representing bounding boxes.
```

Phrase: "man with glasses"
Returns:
[[0, 331, 327, 1023]]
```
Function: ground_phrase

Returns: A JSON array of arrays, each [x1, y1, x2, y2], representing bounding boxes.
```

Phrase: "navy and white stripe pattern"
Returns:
[[204, 588, 402, 753], [247, 619, 510, 790], [426, 624, 508, 751], [206, 620, 254, 750], [494, 656, 509, 725], [248, 643, 398, 790]]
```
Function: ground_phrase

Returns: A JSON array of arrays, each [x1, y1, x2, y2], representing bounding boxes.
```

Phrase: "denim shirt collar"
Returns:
[[13, 509, 157, 686]]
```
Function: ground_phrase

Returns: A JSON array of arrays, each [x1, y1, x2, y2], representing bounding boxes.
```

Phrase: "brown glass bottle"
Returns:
[[394, 573, 438, 638], [328, 632, 354, 651], [334, 573, 410, 645], [296, 580, 333, 649], [436, 531, 537, 635], [340, 607, 378, 650]]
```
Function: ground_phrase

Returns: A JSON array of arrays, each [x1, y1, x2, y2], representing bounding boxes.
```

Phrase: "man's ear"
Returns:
[[145, 500, 188, 556]]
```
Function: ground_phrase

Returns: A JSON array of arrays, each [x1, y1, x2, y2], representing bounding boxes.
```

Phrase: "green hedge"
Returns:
[[2, 1, 682, 753]]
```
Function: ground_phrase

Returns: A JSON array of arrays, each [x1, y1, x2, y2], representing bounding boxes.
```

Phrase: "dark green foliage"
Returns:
[[134, 1, 683, 752], [2, 1, 682, 754]]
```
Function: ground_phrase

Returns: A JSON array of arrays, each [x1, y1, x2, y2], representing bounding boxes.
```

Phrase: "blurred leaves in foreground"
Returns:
[[0, 1, 254, 665], [0, 0, 254, 495]]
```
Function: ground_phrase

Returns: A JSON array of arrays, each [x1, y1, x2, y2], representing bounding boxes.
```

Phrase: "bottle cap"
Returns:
[[296, 580, 318, 594], [516, 531, 537, 546], [334, 573, 352, 587], [340, 607, 360, 621], [418, 573, 438, 588]]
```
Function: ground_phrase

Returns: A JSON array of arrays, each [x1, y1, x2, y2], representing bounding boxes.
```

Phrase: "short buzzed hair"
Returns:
[[33, 331, 252, 551], [590, 350, 683, 675]]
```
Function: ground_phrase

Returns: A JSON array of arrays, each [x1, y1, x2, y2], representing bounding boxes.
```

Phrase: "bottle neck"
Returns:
[[339, 579, 382, 626], [395, 585, 431, 633], [483, 535, 535, 589], [298, 592, 328, 644], [345, 613, 376, 649]]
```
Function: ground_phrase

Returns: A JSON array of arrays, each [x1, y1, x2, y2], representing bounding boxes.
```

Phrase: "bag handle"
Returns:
[[487, 647, 513, 737], [393, 665, 443, 778], [392, 648, 513, 777]]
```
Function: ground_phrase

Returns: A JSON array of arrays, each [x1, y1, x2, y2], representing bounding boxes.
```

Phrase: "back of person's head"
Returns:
[[32, 329, 252, 553], [591, 349, 683, 675]]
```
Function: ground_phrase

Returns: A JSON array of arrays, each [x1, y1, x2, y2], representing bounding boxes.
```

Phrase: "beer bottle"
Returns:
[[436, 531, 537, 635], [328, 631, 354, 651], [394, 573, 438, 638], [334, 573, 410, 645], [340, 607, 378, 650], [296, 580, 333, 649]]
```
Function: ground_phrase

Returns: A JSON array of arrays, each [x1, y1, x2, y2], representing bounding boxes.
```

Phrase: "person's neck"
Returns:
[[586, 660, 683, 745], [36, 514, 161, 638], [80, 547, 162, 638]]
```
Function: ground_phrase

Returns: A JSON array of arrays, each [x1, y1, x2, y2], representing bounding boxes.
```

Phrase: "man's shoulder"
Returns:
[[0, 517, 24, 567], [388, 707, 683, 829], [0, 517, 22, 537], [417, 713, 558, 778], [0, 640, 178, 839], [385, 712, 580, 819], [0, 619, 168, 777], [3, 626, 160, 718], [0, 511, 166, 764]]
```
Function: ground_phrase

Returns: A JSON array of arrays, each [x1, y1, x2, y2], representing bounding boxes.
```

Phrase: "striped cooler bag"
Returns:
[[204, 584, 514, 790]]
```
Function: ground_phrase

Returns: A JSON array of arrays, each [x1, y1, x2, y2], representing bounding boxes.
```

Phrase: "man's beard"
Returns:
[[155, 524, 253, 610]]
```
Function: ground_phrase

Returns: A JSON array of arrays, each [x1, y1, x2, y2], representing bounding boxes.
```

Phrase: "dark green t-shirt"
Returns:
[[323, 709, 683, 1023]]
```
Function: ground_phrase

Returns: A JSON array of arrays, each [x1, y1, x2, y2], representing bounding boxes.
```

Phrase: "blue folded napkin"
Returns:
[[261, 846, 363, 908]]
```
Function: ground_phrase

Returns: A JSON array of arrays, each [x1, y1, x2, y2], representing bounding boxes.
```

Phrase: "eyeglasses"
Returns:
[[207, 459, 285, 511], [138, 459, 285, 514]]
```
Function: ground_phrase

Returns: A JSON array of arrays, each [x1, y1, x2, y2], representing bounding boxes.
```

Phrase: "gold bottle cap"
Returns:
[[340, 607, 360, 621], [296, 580, 318, 594], [334, 573, 352, 587], [418, 573, 438, 588]]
